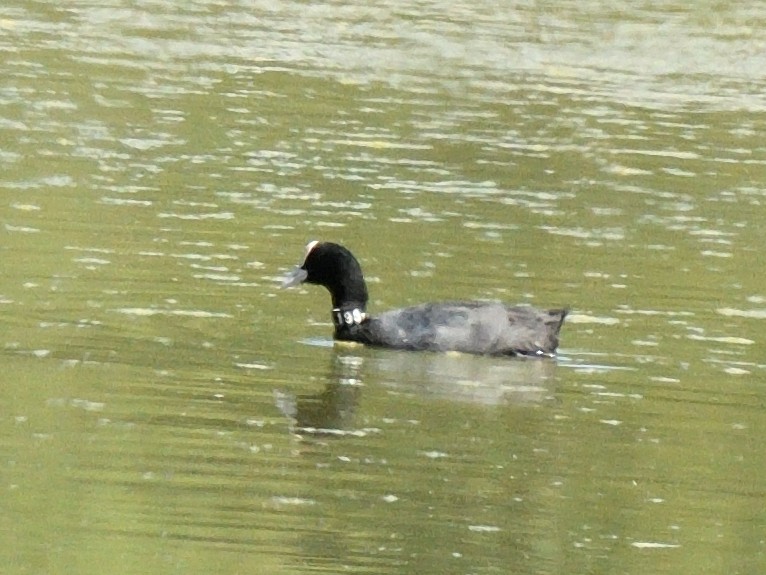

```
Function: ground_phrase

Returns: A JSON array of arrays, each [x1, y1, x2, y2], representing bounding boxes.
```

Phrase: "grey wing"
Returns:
[[373, 302, 516, 354]]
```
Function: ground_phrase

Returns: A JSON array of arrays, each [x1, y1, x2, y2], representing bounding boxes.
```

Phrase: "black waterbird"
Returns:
[[282, 241, 567, 357]]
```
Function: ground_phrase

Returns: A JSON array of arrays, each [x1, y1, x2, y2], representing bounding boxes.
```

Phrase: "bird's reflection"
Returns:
[[374, 350, 557, 405], [275, 353, 365, 437], [276, 348, 559, 437]]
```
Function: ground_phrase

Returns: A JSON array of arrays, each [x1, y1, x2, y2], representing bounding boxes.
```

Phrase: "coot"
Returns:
[[282, 241, 567, 357]]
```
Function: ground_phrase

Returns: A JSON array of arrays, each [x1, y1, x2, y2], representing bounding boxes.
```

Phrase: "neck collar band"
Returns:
[[332, 307, 367, 328]]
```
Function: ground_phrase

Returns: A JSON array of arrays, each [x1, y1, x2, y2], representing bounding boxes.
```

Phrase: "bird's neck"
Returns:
[[328, 275, 368, 311], [328, 276, 368, 328]]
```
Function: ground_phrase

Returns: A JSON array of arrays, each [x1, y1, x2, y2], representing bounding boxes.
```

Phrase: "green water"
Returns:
[[3, 1, 766, 574]]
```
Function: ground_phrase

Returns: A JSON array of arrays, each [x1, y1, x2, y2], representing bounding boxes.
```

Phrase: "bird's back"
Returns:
[[349, 301, 566, 356]]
